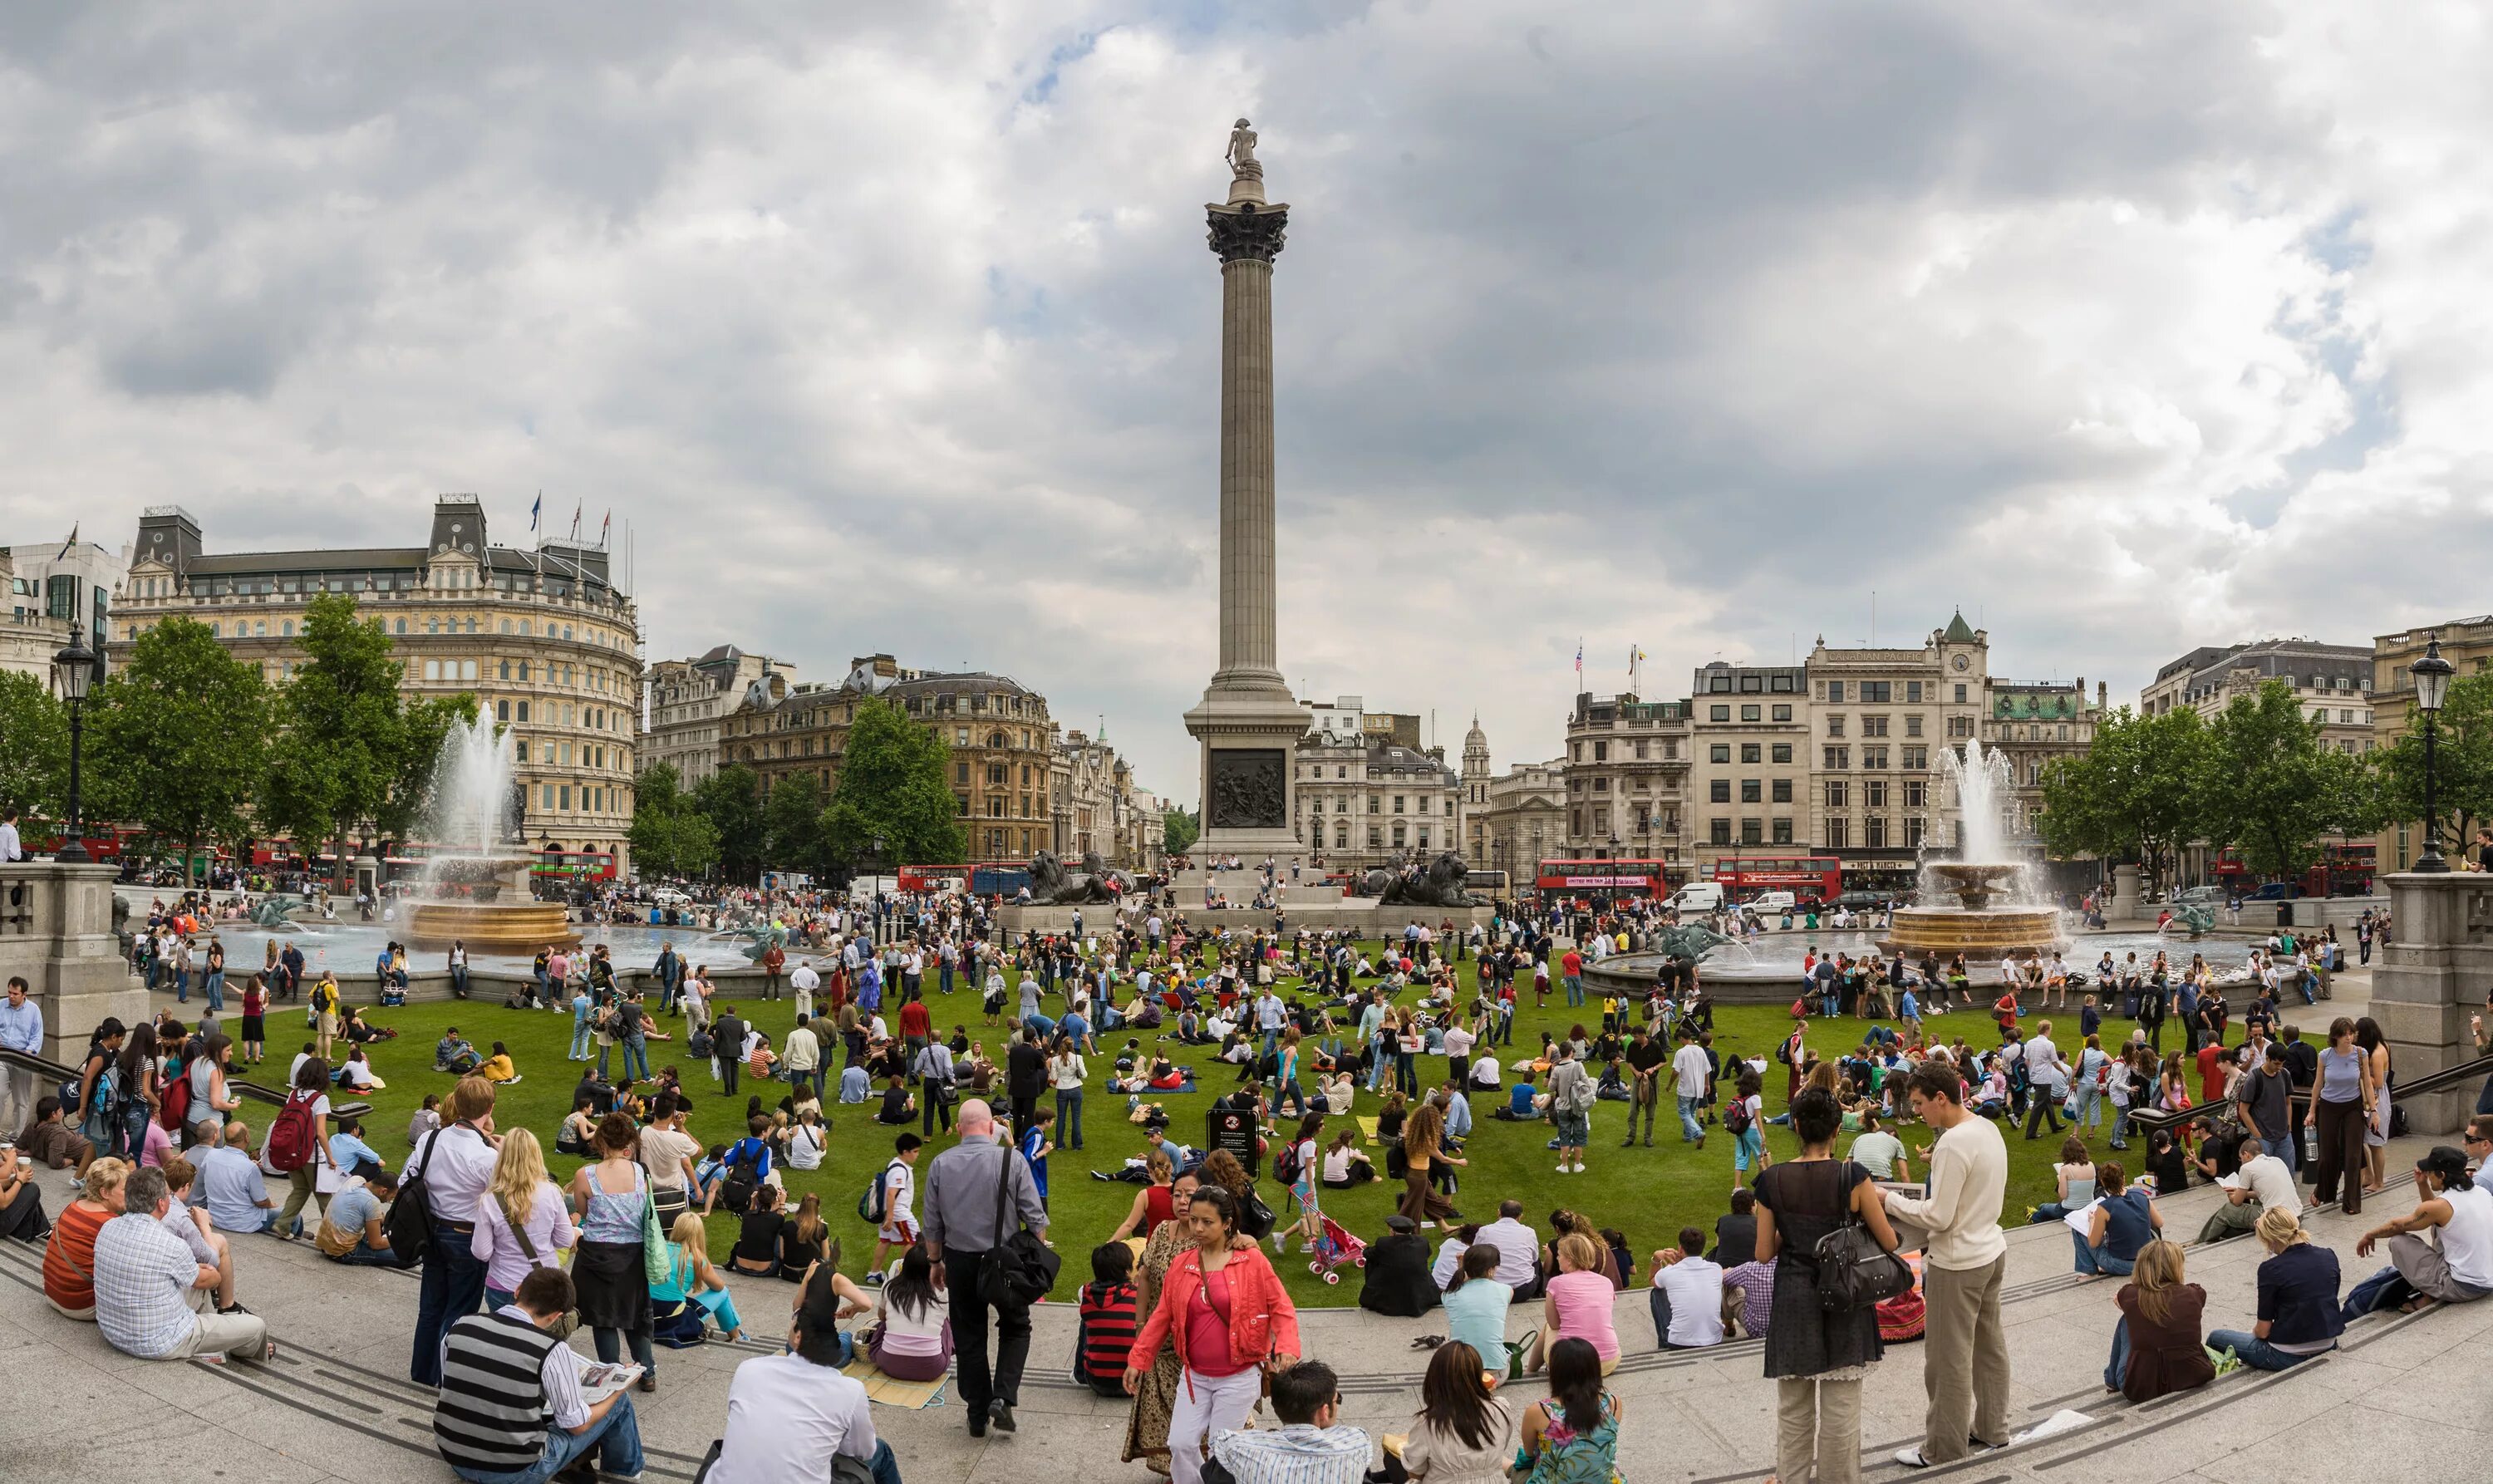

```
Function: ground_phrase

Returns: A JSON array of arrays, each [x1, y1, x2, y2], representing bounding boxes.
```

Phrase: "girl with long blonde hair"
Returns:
[[2107, 1239, 2213, 1402], [474, 1128, 575, 1310]]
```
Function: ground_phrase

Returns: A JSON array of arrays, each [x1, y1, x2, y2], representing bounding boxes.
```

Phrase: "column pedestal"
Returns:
[[0, 862, 146, 1066], [2371, 872, 2493, 1137]]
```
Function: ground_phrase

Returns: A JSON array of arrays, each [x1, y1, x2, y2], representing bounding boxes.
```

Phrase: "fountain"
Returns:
[[1881, 735, 2065, 961], [402, 715, 578, 952]]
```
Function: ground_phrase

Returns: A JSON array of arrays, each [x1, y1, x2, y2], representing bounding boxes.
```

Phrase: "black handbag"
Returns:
[[1812, 1161, 1914, 1313], [978, 1150, 1061, 1308]]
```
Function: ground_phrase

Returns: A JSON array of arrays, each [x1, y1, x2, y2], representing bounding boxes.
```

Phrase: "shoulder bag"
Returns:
[[1812, 1159, 1915, 1313], [978, 1149, 1061, 1308], [496, 1192, 580, 1339], [637, 1165, 672, 1285]]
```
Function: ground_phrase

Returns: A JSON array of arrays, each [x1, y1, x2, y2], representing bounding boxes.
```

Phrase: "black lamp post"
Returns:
[[2412, 635, 2456, 872], [51, 624, 96, 862]]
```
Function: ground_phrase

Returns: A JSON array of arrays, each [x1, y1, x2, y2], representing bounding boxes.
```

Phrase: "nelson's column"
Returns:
[[1183, 119, 1308, 865]]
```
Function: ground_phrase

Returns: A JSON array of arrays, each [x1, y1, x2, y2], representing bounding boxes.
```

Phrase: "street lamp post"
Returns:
[[51, 624, 96, 863], [2412, 635, 2456, 873]]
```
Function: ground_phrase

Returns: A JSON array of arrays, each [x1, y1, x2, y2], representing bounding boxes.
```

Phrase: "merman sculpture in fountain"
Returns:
[[403, 715, 578, 952]]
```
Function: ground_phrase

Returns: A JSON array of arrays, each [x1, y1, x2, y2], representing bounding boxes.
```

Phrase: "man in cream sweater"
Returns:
[[1882, 1059, 2011, 1467]]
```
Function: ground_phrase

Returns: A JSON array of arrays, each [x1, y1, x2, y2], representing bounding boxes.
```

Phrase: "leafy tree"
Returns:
[[693, 764, 768, 883], [2371, 672, 2493, 858], [1164, 807, 1201, 857], [86, 617, 270, 885], [628, 762, 721, 878], [2035, 705, 2211, 891], [2202, 680, 2373, 881], [0, 671, 67, 822], [258, 593, 411, 887], [763, 772, 833, 877], [822, 696, 966, 866]]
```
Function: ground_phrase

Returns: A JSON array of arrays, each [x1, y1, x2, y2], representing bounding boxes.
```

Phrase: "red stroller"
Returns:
[[1306, 1215, 1367, 1284]]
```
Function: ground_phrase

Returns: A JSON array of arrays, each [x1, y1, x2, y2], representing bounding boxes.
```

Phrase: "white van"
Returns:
[[1745, 889, 1799, 914], [1666, 882, 1724, 913]]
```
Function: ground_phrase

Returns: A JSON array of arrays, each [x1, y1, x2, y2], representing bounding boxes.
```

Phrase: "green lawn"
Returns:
[[313, 947, 2156, 1306]]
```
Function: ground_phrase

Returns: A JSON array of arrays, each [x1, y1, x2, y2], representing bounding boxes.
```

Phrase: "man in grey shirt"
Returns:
[[922, 1098, 1048, 1438]]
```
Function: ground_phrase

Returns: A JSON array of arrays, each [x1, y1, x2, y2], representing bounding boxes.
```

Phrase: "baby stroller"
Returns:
[[1306, 1215, 1367, 1285]]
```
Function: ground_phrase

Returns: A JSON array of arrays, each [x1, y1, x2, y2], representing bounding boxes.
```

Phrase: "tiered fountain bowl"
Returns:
[[1881, 863, 2064, 959], [404, 853, 578, 951]]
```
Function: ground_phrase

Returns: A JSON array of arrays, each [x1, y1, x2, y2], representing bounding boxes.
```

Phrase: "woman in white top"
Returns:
[[1403, 1340, 1517, 1484], [784, 1108, 826, 1172], [867, 1244, 952, 1380], [1050, 1035, 1089, 1153]]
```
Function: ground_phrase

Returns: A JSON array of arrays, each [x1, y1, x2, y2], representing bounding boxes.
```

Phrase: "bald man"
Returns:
[[921, 1099, 1050, 1437]]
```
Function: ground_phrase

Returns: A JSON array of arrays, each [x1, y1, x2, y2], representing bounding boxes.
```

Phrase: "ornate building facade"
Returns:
[[1984, 679, 2106, 844], [1561, 692, 1690, 868], [724, 654, 1059, 861], [111, 499, 641, 870], [1803, 615, 1992, 895], [1478, 759, 1566, 888], [1688, 661, 1811, 873], [1050, 730, 1168, 872], [1292, 695, 1463, 870], [641, 646, 793, 789]]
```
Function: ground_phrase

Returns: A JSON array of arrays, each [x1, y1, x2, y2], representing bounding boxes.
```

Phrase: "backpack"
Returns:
[[1273, 1138, 1306, 1188], [1724, 1096, 1753, 1136], [718, 1138, 765, 1215], [858, 1159, 902, 1224], [159, 1061, 193, 1131], [383, 1129, 441, 1269], [266, 1087, 322, 1172]]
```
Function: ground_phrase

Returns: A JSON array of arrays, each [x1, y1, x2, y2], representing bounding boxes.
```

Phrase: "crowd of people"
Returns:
[[7, 875, 2492, 1484]]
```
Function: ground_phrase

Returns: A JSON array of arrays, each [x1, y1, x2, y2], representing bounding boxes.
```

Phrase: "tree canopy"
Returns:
[[692, 763, 768, 883], [0, 671, 67, 823], [2200, 681, 2373, 880], [86, 617, 270, 883], [1164, 806, 1201, 857], [2370, 671, 2493, 858], [2035, 705, 2211, 889], [822, 696, 965, 867], [629, 762, 721, 878]]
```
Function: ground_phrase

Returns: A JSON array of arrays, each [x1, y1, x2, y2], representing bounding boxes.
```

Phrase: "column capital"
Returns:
[[1207, 202, 1288, 263]]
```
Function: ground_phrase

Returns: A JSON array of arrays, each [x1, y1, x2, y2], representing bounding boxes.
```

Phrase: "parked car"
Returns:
[[2172, 885, 2227, 907]]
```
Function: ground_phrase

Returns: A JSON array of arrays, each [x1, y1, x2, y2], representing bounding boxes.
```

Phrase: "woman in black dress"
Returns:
[[1755, 1087, 1901, 1484], [565, 1113, 658, 1390]]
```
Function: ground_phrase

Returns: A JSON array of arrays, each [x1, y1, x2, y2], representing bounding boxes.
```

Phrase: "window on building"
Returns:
[[1954, 684, 1967, 703], [1826, 816, 1848, 848], [1770, 673, 1794, 693], [1771, 743, 1792, 764], [1772, 779, 1792, 803], [1824, 746, 1849, 769], [1866, 780, 1888, 808], [1772, 818, 1793, 844], [1866, 816, 1891, 848], [1591, 740, 1608, 762], [1905, 779, 1927, 808], [1861, 715, 1888, 737], [1739, 818, 1763, 845], [1826, 715, 1845, 738], [1862, 746, 1888, 769], [1906, 681, 1923, 702], [1709, 818, 1732, 846], [1903, 744, 1927, 769], [1709, 779, 1730, 803], [1710, 705, 1731, 721], [1826, 779, 1849, 808], [424, 660, 440, 681], [1905, 714, 1923, 737], [1740, 743, 1761, 764], [1371, 824, 1387, 848], [1740, 779, 1761, 803], [1591, 777, 1608, 792], [1709, 744, 1731, 764]]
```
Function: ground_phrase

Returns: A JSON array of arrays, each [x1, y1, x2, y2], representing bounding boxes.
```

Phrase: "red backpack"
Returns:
[[159, 1061, 193, 1131], [266, 1087, 321, 1172]]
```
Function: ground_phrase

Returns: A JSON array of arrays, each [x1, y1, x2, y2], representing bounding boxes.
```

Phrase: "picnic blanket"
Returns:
[[842, 1358, 949, 1409], [1356, 1116, 1382, 1145]]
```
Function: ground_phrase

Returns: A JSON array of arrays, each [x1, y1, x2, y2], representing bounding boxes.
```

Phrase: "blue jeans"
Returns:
[[2104, 1316, 2129, 1391], [2108, 1104, 2132, 1147], [1565, 975, 1584, 1007], [452, 1391, 644, 1484], [2343, 1263, 2412, 1319], [2073, 1235, 2135, 1276], [622, 1038, 651, 1082], [2263, 1133, 2299, 1174], [1056, 1087, 1084, 1151], [569, 1022, 592, 1059], [204, 971, 225, 1011], [2206, 1329, 2327, 1371], [333, 1242, 398, 1267], [1678, 1096, 1704, 1143], [175, 969, 190, 1003], [411, 1224, 488, 1384]]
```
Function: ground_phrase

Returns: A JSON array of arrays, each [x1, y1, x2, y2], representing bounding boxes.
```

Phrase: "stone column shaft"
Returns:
[[1218, 256, 1280, 685]]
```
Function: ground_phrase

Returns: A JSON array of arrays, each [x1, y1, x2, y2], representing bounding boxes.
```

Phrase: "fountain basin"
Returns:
[[1881, 906, 2063, 961], [405, 900, 578, 952]]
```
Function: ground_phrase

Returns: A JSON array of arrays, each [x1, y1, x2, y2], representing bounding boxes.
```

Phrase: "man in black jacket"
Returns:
[[1006, 1026, 1047, 1138], [713, 1007, 745, 1095], [1359, 1214, 1440, 1317]]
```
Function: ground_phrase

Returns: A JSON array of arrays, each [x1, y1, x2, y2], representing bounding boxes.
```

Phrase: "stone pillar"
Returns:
[[0, 862, 146, 1066], [1184, 128, 1307, 865], [2109, 862, 2143, 922], [2371, 872, 2493, 1137]]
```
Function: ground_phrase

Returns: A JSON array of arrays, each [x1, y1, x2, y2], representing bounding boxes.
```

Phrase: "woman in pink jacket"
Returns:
[[1124, 1186, 1302, 1484]]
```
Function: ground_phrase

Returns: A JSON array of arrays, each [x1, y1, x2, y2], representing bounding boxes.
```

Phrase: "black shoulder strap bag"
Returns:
[[1811, 1159, 1915, 1313], [978, 1148, 1061, 1308]]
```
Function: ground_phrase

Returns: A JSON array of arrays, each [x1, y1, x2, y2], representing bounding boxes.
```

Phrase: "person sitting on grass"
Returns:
[[434, 1029, 480, 1074], [874, 1074, 917, 1127], [478, 1041, 521, 1084]]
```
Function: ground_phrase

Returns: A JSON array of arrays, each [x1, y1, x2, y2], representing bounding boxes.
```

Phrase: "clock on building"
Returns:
[[1951, 655, 1969, 671]]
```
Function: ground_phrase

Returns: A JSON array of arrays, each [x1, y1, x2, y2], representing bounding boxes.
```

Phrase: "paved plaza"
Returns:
[[4, 1124, 2488, 1484]]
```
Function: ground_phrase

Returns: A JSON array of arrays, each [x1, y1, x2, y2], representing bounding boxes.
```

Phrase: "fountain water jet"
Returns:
[[402, 714, 578, 951], [1881, 735, 2065, 961]]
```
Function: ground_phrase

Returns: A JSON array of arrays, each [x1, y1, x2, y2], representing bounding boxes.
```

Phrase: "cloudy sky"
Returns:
[[6, 2, 2485, 807]]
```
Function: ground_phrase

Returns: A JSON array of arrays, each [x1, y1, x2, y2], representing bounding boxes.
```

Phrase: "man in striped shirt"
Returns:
[[1210, 1360, 1368, 1484], [435, 1266, 643, 1483]]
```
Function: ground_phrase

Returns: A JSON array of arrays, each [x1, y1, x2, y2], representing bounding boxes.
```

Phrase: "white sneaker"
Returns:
[[1556, 1162, 1571, 1174], [1571, 1162, 1586, 1173], [1894, 1447, 1932, 1468]]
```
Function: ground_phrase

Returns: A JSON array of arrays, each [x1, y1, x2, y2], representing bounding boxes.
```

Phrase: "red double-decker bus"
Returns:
[[1704, 854, 1842, 905], [2210, 843, 2374, 899], [1533, 858, 1679, 899]]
